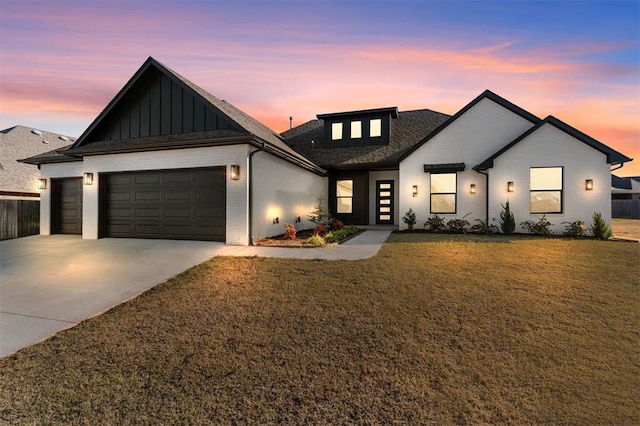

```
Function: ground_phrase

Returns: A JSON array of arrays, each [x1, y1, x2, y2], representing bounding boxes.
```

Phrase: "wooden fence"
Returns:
[[0, 200, 40, 240], [612, 199, 640, 219]]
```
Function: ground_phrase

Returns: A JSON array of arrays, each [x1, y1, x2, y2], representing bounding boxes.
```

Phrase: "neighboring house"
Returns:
[[612, 175, 640, 200], [21, 57, 633, 244], [0, 125, 75, 199]]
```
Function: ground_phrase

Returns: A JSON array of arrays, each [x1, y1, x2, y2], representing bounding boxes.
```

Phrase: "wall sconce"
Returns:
[[412, 185, 418, 197], [230, 165, 240, 180], [273, 217, 279, 225], [507, 181, 514, 193], [585, 179, 593, 191], [38, 178, 47, 190], [83, 172, 94, 185], [295, 216, 301, 223], [470, 184, 476, 194]]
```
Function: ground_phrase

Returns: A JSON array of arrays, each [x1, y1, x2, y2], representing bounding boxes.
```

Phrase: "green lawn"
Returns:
[[1, 234, 638, 424]]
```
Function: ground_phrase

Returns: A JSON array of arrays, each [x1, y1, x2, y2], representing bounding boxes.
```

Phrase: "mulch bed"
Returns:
[[255, 229, 319, 247]]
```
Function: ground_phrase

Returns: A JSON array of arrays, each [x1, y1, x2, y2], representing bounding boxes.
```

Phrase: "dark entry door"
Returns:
[[376, 180, 394, 225], [51, 177, 83, 234]]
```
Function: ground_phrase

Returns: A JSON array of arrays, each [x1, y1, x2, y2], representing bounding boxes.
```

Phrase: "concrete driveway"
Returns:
[[0, 235, 223, 358]]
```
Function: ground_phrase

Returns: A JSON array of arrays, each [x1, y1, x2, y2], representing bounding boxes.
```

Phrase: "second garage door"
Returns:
[[106, 167, 226, 241]]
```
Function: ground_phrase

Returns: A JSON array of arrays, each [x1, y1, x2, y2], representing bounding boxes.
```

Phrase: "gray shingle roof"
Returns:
[[281, 109, 450, 169]]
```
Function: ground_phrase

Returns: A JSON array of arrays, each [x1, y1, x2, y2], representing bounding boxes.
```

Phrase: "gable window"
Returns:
[[351, 121, 362, 139], [530, 167, 563, 213], [336, 180, 353, 213], [370, 118, 382, 137], [430, 173, 456, 213], [331, 122, 343, 140]]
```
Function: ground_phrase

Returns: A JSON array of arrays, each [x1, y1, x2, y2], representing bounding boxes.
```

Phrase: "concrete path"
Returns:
[[0, 230, 390, 357]]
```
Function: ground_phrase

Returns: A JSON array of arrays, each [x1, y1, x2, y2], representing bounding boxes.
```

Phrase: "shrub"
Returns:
[[446, 215, 470, 234], [308, 198, 332, 226], [402, 208, 417, 230], [314, 224, 328, 236], [521, 215, 552, 235], [283, 223, 297, 240], [563, 220, 587, 237], [306, 234, 325, 247], [324, 226, 360, 243], [499, 201, 516, 234], [470, 218, 499, 235], [424, 215, 447, 233], [590, 212, 612, 239], [330, 218, 344, 231]]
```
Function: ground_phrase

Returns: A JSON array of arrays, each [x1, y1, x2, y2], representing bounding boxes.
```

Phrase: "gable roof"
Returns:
[[282, 108, 450, 169], [398, 90, 541, 162], [25, 57, 323, 174], [475, 115, 633, 170]]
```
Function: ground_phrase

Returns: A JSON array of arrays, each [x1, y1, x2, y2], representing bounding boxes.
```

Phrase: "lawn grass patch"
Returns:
[[1, 235, 638, 424]]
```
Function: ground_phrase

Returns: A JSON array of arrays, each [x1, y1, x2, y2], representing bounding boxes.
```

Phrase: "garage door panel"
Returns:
[[134, 191, 161, 201], [164, 191, 191, 201]]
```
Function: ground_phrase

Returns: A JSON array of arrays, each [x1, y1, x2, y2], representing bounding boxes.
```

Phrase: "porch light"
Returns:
[[273, 217, 279, 225], [507, 181, 514, 192], [470, 184, 476, 194], [412, 185, 418, 197], [230, 165, 240, 180], [38, 178, 47, 190], [585, 179, 593, 190], [83, 172, 94, 185]]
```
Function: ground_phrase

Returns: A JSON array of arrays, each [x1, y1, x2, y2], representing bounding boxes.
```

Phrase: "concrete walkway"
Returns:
[[0, 230, 390, 357]]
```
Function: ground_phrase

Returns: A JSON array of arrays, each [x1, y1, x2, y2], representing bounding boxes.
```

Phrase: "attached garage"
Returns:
[[104, 167, 226, 241], [51, 177, 83, 235]]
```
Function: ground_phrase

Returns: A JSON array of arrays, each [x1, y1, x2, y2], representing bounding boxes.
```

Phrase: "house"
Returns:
[[0, 125, 75, 199], [21, 57, 633, 244], [612, 175, 640, 200]]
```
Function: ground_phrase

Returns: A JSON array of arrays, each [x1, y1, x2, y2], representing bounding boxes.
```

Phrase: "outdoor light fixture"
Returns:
[[273, 217, 279, 225], [507, 181, 514, 192], [412, 185, 418, 197], [295, 216, 301, 223], [470, 184, 476, 194], [585, 179, 593, 190], [38, 178, 47, 190], [83, 172, 94, 185], [230, 165, 240, 180]]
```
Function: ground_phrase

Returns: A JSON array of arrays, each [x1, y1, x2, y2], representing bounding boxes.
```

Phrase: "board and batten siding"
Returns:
[[38, 162, 84, 235]]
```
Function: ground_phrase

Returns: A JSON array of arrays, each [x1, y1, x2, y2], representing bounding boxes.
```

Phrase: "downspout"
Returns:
[[474, 168, 490, 222], [248, 142, 265, 245]]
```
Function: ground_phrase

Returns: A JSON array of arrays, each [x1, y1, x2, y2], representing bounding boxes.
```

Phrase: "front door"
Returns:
[[376, 180, 394, 225]]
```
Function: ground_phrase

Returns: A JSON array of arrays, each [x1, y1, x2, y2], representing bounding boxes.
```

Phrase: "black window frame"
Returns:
[[430, 172, 457, 214], [529, 166, 563, 214]]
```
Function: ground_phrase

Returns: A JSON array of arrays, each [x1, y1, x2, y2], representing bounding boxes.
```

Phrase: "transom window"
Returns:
[[351, 121, 362, 139], [430, 173, 456, 214], [331, 122, 343, 140], [530, 167, 563, 213], [336, 180, 353, 213], [370, 118, 382, 137]]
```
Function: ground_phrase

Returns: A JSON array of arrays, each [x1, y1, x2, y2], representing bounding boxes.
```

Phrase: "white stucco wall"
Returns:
[[38, 162, 84, 235], [487, 123, 612, 234], [368, 170, 399, 225], [251, 151, 327, 243], [399, 97, 536, 229]]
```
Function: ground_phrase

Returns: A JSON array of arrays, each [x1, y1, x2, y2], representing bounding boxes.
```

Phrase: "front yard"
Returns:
[[1, 235, 638, 424]]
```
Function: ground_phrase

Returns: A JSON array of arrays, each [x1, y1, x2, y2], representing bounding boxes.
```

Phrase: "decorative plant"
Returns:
[[283, 223, 297, 240], [402, 208, 417, 230], [470, 218, 499, 235], [563, 220, 587, 237], [446, 213, 470, 234], [590, 212, 612, 239], [330, 218, 344, 231], [324, 226, 360, 243], [308, 198, 332, 226], [521, 215, 552, 235], [499, 201, 516, 234], [424, 215, 447, 233], [314, 224, 328, 236], [306, 234, 325, 247]]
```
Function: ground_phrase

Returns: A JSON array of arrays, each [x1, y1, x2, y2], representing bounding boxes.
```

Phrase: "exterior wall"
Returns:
[[83, 145, 251, 244], [38, 162, 84, 235], [251, 151, 327, 243], [487, 124, 612, 233], [368, 170, 399, 225], [399, 98, 535, 229]]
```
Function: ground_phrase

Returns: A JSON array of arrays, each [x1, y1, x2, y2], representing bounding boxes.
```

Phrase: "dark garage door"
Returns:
[[106, 167, 226, 241], [51, 177, 83, 234]]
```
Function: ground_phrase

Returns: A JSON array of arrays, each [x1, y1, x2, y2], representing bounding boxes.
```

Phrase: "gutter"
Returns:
[[611, 163, 624, 172], [248, 142, 265, 245]]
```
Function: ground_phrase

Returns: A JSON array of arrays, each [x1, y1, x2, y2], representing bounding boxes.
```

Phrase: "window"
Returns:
[[351, 121, 362, 139], [331, 122, 343, 140], [336, 180, 353, 213], [370, 118, 382, 137], [430, 173, 456, 213], [530, 167, 562, 213]]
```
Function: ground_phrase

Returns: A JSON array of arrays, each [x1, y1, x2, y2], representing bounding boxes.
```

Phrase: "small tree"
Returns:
[[402, 208, 417, 230], [499, 201, 516, 234], [590, 212, 612, 239], [307, 198, 332, 226]]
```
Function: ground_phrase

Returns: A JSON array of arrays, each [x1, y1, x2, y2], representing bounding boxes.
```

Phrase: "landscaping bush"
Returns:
[[308, 198, 332, 226], [283, 223, 297, 240], [324, 226, 360, 243], [521, 215, 552, 235], [499, 201, 516, 234], [424, 215, 447, 233], [590, 212, 612, 239], [330, 218, 344, 231], [446, 216, 469, 234], [402, 208, 417, 230], [306, 234, 325, 247], [563, 220, 587, 237], [314, 224, 328, 236], [470, 218, 499, 235]]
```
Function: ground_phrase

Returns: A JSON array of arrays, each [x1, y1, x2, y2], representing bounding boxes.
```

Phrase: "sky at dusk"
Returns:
[[1, 0, 639, 174]]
